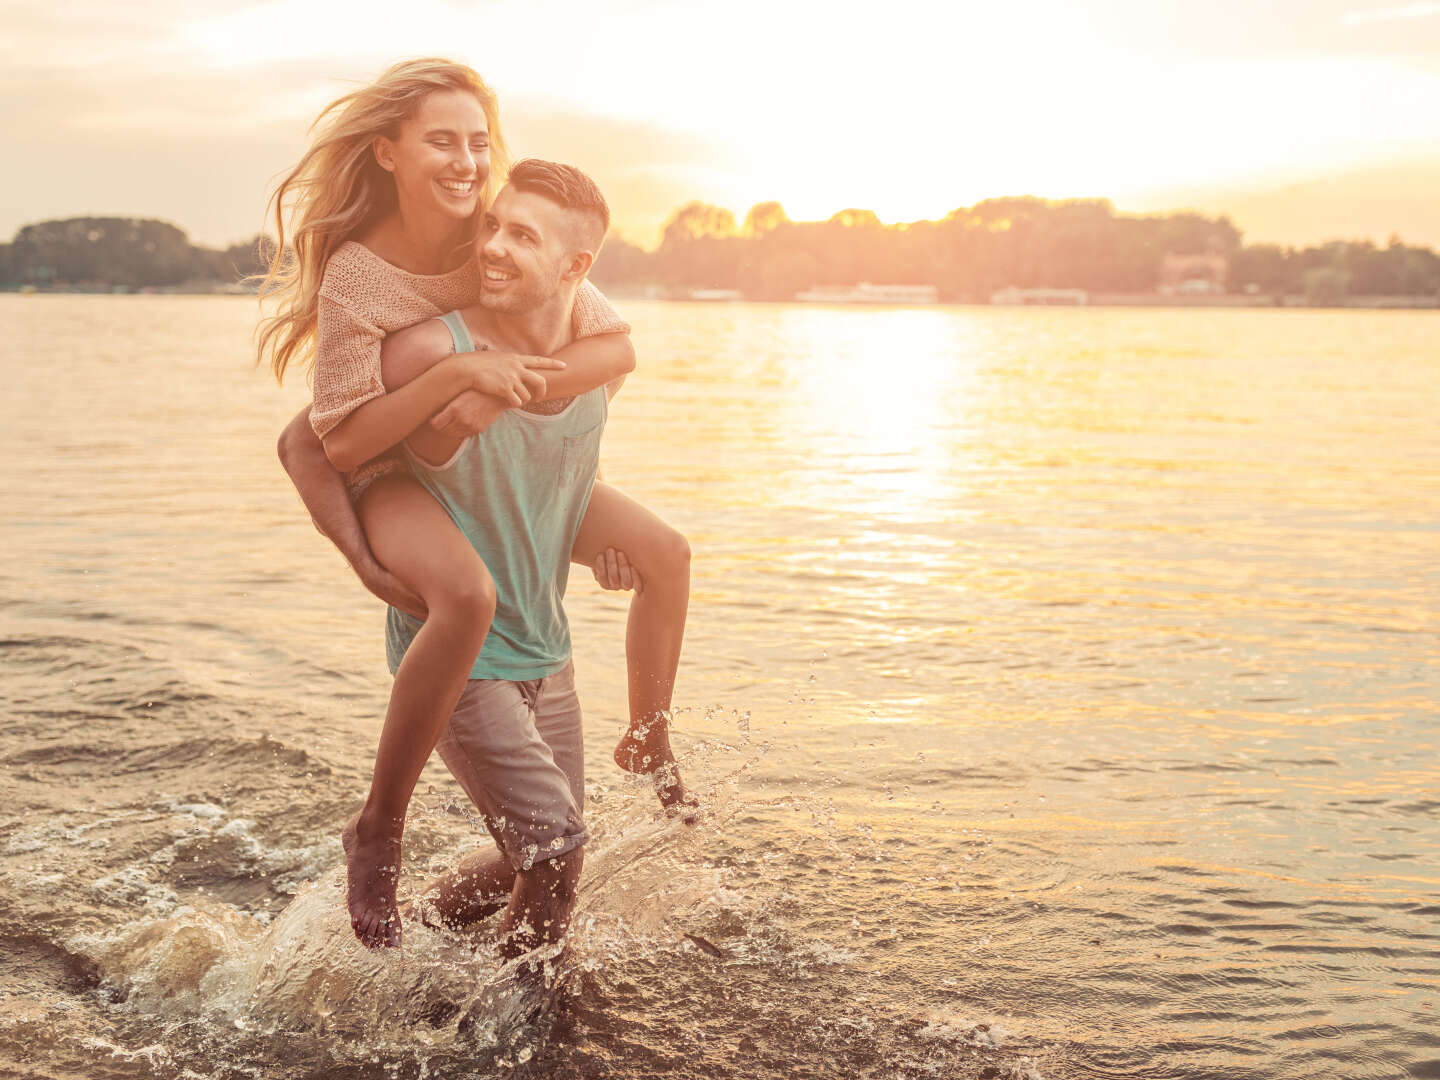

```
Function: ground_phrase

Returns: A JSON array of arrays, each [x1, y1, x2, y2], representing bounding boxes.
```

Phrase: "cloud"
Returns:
[[1131, 155, 1440, 248], [2, 0, 1437, 247], [502, 105, 731, 244], [0, 0, 731, 244], [1343, 2, 1440, 25], [0, 60, 727, 247], [0, 1, 221, 70]]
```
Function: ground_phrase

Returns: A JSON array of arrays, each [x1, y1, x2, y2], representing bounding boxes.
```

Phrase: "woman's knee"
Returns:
[[651, 525, 691, 582], [429, 553, 497, 634]]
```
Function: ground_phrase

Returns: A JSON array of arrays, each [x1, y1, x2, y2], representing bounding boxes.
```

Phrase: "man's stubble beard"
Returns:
[[479, 268, 560, 316], [479, 288, 531, 315]]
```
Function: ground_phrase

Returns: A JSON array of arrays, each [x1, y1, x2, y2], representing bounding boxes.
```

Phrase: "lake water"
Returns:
[[1, 295, 1436, 1079]]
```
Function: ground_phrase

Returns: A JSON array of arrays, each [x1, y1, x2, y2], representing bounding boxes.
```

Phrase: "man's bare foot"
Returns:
[[614, 718, 700, 820], [341, 812, 403, 949], [652, 762, 701, 822]]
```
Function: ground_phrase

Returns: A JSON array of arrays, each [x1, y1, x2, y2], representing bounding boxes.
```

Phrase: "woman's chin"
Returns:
[[426, 186, 481, 219], [435, 199, 479, 220]]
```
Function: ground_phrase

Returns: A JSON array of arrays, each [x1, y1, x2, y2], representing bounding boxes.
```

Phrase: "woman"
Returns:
[[260, 59, 692, 949]]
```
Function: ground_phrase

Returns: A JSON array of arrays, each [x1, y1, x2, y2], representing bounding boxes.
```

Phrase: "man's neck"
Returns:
[[475, 289, 576, 356]]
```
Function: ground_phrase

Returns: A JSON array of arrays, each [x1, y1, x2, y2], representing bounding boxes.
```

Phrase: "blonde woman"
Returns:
[[262, 60, 693, 949]]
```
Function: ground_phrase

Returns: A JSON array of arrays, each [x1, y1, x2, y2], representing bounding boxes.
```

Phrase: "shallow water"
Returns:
[[1, 295, 1436, 1079]]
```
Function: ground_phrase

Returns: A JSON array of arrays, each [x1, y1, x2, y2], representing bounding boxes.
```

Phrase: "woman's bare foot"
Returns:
[[614, 718, 700, 820], [341, 812, 404, 948]]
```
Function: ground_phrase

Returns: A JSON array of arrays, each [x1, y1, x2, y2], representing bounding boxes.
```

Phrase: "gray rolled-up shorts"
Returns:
[[434, 660, 587, 871]]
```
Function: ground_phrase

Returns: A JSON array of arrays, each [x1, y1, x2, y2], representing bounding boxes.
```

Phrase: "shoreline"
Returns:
[[4, 286, 1436, 310]]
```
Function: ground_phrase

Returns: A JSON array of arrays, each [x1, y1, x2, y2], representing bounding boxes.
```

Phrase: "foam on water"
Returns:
[[50, 752, 778, 1074], [0, 709, 1045, 1079]]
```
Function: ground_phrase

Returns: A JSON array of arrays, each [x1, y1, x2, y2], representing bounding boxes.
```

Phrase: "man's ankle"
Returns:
[[353, 807, 405, 842]]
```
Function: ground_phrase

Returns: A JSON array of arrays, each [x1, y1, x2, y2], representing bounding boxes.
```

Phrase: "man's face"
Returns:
[[477, 186, 576, 314]]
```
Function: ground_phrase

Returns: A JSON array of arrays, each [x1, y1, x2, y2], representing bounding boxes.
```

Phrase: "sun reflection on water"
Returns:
[[769, 307, 988, 522]]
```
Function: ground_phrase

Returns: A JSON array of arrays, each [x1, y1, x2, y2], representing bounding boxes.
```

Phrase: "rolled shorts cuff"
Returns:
[[498, 826, 588, 872]]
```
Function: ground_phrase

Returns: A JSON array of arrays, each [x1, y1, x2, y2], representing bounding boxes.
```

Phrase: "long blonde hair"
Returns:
[[255, 58, 509, 384]]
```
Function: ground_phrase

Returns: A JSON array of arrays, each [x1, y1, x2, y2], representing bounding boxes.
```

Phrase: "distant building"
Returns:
[[989, 287, 1088, 305], [1159, 253, 1228, 295], [688, 288, 744, 301], [794, 282, 939, 304]]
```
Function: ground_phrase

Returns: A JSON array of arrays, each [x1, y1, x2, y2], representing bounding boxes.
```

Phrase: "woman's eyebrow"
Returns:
[[421, 127, 489, 139]]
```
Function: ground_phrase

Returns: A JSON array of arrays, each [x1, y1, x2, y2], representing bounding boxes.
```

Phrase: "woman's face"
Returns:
[[376, 88, 490, 222]]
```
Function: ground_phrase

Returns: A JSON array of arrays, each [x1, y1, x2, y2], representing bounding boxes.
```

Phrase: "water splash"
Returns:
[[56, 740, 759, 1076]]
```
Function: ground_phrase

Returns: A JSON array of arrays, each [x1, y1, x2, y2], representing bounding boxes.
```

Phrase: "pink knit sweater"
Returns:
[[310, 240, 630, 439]]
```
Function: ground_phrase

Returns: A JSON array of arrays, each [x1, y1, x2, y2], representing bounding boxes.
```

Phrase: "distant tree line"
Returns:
[[4, 204, 1438, 302], [589, 198, 1440, 302], [0, 217, 271, 290]]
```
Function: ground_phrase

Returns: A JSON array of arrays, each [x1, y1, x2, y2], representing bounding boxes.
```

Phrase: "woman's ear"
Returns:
[[372, 136, 397, 173]]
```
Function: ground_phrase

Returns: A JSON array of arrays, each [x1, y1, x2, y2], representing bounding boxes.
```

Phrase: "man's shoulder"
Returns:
[[457, 304, 499, 351], [383, 313, 455, 359]]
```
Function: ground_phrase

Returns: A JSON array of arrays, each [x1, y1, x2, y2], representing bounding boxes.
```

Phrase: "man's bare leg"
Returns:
[[571, 483, 696, 813], [409, 846, 581, 964], [410, 847, 517, 929], [499, 848, 584, 959]]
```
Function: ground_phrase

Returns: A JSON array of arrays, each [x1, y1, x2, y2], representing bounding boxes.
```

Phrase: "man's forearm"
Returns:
[[277, 407, 376, 575]]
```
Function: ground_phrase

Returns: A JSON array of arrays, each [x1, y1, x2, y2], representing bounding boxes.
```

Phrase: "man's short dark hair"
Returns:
[[506, 158, 610, 247]]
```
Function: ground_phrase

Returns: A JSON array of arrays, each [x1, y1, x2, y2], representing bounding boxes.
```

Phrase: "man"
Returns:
[[285, 160, 664, 955]]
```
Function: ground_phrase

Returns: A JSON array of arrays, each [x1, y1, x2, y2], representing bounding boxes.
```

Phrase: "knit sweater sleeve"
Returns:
[[571, 280, 631, 338], [310, 270, 387, 440]]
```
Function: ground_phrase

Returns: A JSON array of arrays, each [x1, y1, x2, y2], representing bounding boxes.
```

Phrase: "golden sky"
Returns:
[[3, 0, 1438, 248]]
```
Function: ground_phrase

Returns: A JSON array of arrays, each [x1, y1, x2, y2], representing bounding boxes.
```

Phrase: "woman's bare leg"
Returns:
[[571, 482, 694, 812], [345, 473, 496, 948]]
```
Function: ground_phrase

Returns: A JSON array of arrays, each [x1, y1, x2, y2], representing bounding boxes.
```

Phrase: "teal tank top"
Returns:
[[385, 310, 607, 680]]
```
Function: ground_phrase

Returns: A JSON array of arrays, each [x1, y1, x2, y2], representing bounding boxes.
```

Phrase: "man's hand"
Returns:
[[462, 351, 565, 406], [592, 547, 644, 594], [430, 390, 507, 440], [356, 556, 428, 620]]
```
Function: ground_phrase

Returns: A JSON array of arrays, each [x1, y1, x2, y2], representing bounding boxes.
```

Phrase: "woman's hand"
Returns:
[[592, 547, 644, 594], [430, 390, 507, 439], [461, 351, 565, 406]]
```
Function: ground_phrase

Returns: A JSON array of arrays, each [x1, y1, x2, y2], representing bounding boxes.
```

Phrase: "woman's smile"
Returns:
[[436, 178, 476, 198]]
